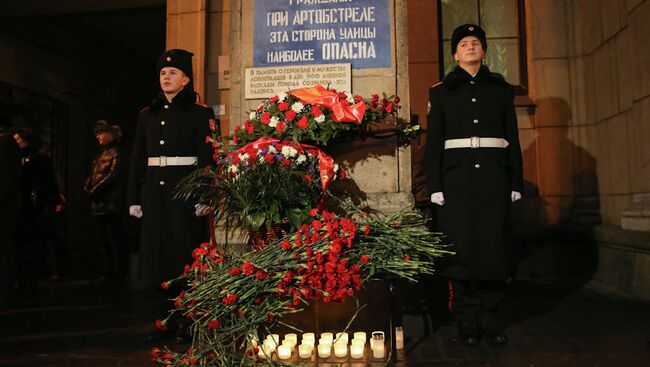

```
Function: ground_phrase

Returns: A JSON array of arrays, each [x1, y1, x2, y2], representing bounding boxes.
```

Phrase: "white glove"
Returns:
[[430, 192, 445, 206], [511, 191, 522, 203], [194, 204, 211, 217], [129, 205, 143, 218]]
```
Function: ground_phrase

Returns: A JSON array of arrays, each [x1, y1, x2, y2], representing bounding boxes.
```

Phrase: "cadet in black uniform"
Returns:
[[424, 24, 523, 345]]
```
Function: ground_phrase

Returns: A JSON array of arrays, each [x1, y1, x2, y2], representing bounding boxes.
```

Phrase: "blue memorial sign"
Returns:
[[254, 0, 391, 69]]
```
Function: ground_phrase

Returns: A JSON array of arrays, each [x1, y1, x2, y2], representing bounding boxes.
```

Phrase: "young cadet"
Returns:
[[424, 24, 523, 345]]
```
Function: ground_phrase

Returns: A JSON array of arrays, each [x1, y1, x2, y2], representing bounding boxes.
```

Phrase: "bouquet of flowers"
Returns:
[[176, 138, 345, 241], [151, 207, 451, 366], [232, 85, 404, 146]]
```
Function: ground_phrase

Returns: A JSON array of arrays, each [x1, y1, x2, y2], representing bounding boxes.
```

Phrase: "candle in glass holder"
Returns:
[[350, 342, 364, 359], [283, 340, 296, 351], [321, 332, 333, 342], [277, 345, 291, 359], [257, 346, 268, 359], [302, 332, 315, 344], [298, 344, 312, 358], [395, 326, 404, 349], [285, 333, 298, 344], [248, 333, 259, 348], [353, 331, 366, 342], [333, 341, 348, 358], [370, 331, 384, 349], [263, 339, 277, 353], [317, 343, 331, 358], [371, 333, 385, 359], [335, 332, 349, 344], [267, 334, 280, 344]]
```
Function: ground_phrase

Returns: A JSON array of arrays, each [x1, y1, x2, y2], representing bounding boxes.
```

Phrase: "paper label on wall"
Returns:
[[218, 55, 230, 89], [245, 63, 351, 99]]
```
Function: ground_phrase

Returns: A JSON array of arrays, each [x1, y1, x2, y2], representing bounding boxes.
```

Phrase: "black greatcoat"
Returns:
[[127, 93, 215, 287], [424, 65, 523, 280]]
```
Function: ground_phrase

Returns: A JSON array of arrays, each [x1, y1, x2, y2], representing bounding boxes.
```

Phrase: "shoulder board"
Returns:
[[139, 105, 150, 113], [431, 81, 443, 88], [195, 102, 208, 108]]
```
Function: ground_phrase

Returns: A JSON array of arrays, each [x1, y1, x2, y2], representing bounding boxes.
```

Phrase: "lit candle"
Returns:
[[333, 341, 348, 358], [353, 331, 366, 342], [298, 344, 312, 358], [302, 332, 315, 344], [283, 339, 296, 351], [335, 332, 349, 344], [277, 345, 291, 360], [371, 333, 385, 359], [317, 343, 331, 358], [370, 331, 384, 350], [263, 339, 277, 353], [321, 332, 333, 342], [248, 334, 259, 348], [285, 333, 298, 344], [350, 343, 364, 359], [266, 334, 280, 344], [257, 346, 268, 359], [395, 326, 404, 349]]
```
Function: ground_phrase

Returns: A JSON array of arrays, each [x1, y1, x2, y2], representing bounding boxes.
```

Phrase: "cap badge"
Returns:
[[166, 56, 172, 62], [468, 26, 474, 31]]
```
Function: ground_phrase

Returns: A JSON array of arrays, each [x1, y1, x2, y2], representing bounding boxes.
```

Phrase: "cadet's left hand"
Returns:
[[511, 191, 522, 203], [195, 204, 211, 217]]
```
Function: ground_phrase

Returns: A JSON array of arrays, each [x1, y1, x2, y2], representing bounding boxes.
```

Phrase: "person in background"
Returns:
[[12, 128, 62, 298], [84, 120, 128, 284], [424, 24, 523, 346], [127, 49, 218, 342]]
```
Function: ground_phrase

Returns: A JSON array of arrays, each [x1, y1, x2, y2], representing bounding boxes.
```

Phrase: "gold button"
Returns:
[[470, 80, 475, 85], [473, 119, 479, 124], [164, 105, 169, 109], [159, 181, 165, 186], [159, 140, 165, 145], [161, 121, 166, 126], [471, 98, 477, 102], [474, 164, 481, 169]]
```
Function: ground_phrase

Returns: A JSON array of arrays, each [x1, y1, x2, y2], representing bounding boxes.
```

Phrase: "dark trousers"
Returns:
[[448, 279, 506, 333], [92, 214, 128, 279]]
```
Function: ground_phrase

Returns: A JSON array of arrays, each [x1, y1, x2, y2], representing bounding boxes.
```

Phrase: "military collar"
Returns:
[[442, 65, 508, 89]]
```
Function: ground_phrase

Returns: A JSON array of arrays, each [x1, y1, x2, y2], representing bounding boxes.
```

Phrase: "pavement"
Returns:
[[0, 277, 648, 367]]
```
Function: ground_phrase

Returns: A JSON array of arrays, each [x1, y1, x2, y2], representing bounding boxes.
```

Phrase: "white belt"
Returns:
[[444, 137, 509, 149], [147, 156, 198, 167]]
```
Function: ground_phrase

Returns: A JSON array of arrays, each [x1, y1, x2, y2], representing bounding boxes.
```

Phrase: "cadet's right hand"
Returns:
[[430, 192, 445, 206], [129, 205, 143, 218]]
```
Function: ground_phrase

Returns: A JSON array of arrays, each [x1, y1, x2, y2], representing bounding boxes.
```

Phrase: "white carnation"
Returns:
[[291, 102, 304, 113], [249, 111, 256, 120], [267, 145, 277, 153], [296, 155, 307, 164], [229, 165, 239, 173], [238, 153, 249, 163], [344, 92, 354, 101], [315, 114, 325, 123], [334, 163, 339, 172], [278, 92, 288, 102], [281, 146, 298, 158], [269, 116, 279, 128]]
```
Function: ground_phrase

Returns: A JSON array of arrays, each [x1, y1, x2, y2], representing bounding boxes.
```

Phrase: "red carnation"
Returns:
[[285, 110, 296, 121], [241, 261, 255, 276], [264, 154, 275, 164], [303, 175, 312, 183], [255, 296, 263, 304], [404, 255, 411, 262], [256, 269, 267, 280], [311, 106, 323, 117], [309, 208, 319, 216], [208, 319, 222, 329], [261, 112, 271, 124], [297, 116, 309, 129], [386, 103, 396, 113], [281, 240, 292, 251], [160, 281, 169, 290], [280, 159, 291, 167], [205, 136, 212, 144], [229, 267, 242, 276], [155, 319, 167, 331], [278, 102, 289, 111], [359, 255, 369, 265], [223, 293, 238, 305], [276, 121, 286, 133], [270, 95, 279, 103]]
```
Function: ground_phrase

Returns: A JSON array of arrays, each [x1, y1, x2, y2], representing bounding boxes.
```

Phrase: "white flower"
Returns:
[[281, 146, 298, 158], [296, 155, 307, 164], [259, 156, 266, 163], [229, 165, 239, 173], [334, 163, 339, 172], [267, 145, 277, 153], [291, 102, 304, 113], [249, 111, 256, 120], [278, 92, 288, 102], [315, 114, 325, 123], [344, 92, 354, 101], [238, 153, 249, 163], [269, 116, 279, 128]]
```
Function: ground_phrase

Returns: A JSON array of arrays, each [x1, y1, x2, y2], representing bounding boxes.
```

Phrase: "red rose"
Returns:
[[386, 103, 396, 113], [261, 112, 271, 124], [256, 269, 267, 280], [276, 121, 286, 133], [297, 116, 309, 129], [205, 136, 212, 144], [359, 255, 369, 265], [278, 102, 289, 111], [208, 319, 222, 329], [394, 96, 401, 104], [285, 110, 296, 121], [241, 261, 255, 275], [155, 319, 167, 331], [354, 95, 363, 103], [311, 106, 323, 117], [160, 281, 169, 290], [312, 220, 323, 230], [309, 208, 319, 216], [229, 267, 241, 276]]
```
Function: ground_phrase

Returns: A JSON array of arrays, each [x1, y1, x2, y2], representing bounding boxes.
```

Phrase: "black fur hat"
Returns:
[[157, 49, 194, 79], [451, 24, 487, 55]]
